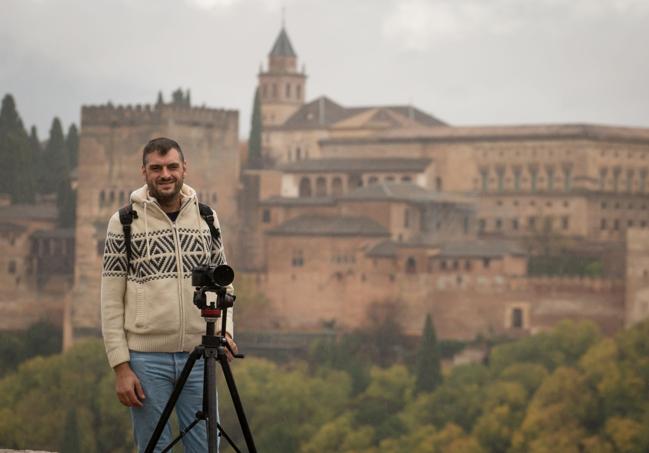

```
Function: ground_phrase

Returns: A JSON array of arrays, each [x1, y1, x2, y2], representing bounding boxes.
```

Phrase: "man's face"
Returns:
[[142, 148, 186, 204]]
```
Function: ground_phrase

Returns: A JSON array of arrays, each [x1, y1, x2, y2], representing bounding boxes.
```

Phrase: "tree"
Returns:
[[60, 408, 80, 453], [414, 313, 442, 394], [66, 123, 79, 169], [0, 94, 34, 203], [248, 87, 263, 169], [29, 126, 43, 194], [41, 117, 69, 194]]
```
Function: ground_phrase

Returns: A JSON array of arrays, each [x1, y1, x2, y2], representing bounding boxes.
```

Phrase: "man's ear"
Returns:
[[141, 165, 146, 177]]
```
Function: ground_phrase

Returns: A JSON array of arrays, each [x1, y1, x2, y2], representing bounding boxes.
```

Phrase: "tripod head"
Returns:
[[192, 264, 236, 318]]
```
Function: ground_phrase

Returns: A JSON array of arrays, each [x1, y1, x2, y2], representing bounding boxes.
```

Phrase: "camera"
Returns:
[[191, 264, 235, 288]]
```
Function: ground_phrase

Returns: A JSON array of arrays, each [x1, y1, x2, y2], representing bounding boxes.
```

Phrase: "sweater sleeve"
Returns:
[[100, 212, 130, 368], [211, 209, 234, 339]]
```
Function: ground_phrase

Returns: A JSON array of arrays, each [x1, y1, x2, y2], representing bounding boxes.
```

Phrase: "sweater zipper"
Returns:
[[151, 198, 193, 352], [173, 199, 194, 351]]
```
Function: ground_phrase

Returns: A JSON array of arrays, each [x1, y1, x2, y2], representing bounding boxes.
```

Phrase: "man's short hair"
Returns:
[[142, 137, 185, 166]]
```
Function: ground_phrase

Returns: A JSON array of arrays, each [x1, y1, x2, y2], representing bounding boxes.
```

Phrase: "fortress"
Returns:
[[1, 27, 648, 346]]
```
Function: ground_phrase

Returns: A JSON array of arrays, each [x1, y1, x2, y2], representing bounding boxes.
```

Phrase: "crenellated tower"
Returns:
[[257, 27, 307, 127]]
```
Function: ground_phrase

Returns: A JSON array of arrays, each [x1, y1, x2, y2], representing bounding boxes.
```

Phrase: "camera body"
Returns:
[[192, 264, 236, 310]]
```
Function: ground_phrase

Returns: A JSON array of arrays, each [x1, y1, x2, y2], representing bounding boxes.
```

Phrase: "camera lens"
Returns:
[[212, 264, 234, 287]]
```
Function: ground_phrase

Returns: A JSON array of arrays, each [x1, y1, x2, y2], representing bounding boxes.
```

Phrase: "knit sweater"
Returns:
[[101, 184, 234, 368]]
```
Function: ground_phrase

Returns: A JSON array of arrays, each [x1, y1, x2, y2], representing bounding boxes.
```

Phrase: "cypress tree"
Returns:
[[60, 407, 80, 453], [66, 123, 79, 169], [156, 90, 164, 106], [41, 117, 69, 194], [414, 313, 442, 394], [0, 94, 35, 203], [248, 87, 263, 169]]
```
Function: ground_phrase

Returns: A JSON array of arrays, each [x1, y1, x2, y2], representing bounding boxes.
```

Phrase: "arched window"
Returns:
[[99, 190, 106, 206], [296, 84, 301, 99], [331, 177, 343, 197], [108, 190, 115, 204], [511, 308, 524, 328], [406, 257, 417, 274], [316, 177, 327, 197], [368, 176, 379, 185], [119, 191, 126, 204], [299, 177, 312, 198], [480, 168, 489, 192], [286, 83, 291, 98]]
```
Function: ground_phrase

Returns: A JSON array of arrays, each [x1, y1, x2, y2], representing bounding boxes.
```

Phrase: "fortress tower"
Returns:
[[71, 100, 239, 335], [257, 27, 307, 128]]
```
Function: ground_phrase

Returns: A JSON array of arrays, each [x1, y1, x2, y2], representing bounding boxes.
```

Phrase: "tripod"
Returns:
[[144, 286, 257, 453]]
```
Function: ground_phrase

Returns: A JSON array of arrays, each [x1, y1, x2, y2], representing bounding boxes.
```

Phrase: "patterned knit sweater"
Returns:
[[101, 184, 233, 368]]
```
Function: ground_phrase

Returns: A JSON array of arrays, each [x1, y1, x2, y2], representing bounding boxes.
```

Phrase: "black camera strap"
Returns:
[[118, 201, 221, 271]]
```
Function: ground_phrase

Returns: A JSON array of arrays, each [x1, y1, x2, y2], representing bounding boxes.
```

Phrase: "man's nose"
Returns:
[[161, 166, 171, 178]]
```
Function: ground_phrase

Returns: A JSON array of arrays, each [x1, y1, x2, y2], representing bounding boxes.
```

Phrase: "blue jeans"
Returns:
[[129, 351, 218, 452]]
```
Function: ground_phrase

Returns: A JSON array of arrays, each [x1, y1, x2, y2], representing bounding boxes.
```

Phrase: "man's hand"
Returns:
[[114, 362, 146, 407], [224, 334, 238, 362]]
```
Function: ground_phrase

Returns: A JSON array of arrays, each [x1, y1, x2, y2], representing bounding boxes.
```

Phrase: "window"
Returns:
[[627, 170, 634, 192], [296, 84, 301, 99], [404, 209, 410, 228], [286, 83, 291, 98], [562, 216, 569, 230], [496, 167, 505, 192], [291, 250, 304, 267], [613, 168, 621, 192], [401, 175, 412, 183], [528, 216, 537, 230], [99, 190, 106, 206], [464, 260, 472, 271], [463, 217, 469, 234], [262, 209, 271, 223], [299, 177, 312, 197], [480, 168, 489, 192], [511, 308, 524, 328], [529, 167, 538, 192], [601, 219, 607, 230], [495, 218, 503, 230], [478, 219, 486, 233], [96, 239, 106, 256], [331, 177, 343, 197], [8, 261, 16, 274], [315, 177, 327, 197], [483, 258, 491, 269], [512, 219, 519, 231], [436, 177, 443, 191], [546, 166, 555, 191], [406, 257, 417, 274], [563, 166, 572, 192], [599, 168, 608, 191], [513, 167, 522, 191]]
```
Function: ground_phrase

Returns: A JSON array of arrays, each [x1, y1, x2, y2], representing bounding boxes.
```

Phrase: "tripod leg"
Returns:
[[145, 347, 202, 453], [218, 355, 258, 453], [206, 352, 219, 453]]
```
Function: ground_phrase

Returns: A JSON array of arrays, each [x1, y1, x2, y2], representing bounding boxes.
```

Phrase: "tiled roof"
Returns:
[[260, 196, 336, 206], [31, 228, 75, 239], [267, 215, 389, 237], [437, 240, 526, 258], [366, 240, 399, 257], [343, 183, 474, 204], [278, 158, 432, 173], [269, 28, 296, 57], [323, 124, 649, 146], [366, 238, 526, 258], [0, 203, 58, 221], [279, 96, 446, 130]]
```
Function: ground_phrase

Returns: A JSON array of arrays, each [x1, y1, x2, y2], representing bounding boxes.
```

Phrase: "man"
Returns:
[[101, 137, 236, 452]]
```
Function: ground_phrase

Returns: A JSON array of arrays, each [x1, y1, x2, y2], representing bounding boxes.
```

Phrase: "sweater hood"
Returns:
[[130, 183, 197, 207]]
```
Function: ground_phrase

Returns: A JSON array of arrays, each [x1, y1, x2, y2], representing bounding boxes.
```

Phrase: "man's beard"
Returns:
[[147, 178, 183, 204]]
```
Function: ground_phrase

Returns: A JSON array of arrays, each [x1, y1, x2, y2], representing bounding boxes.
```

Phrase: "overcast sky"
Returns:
[[2, 0, 648, 138]]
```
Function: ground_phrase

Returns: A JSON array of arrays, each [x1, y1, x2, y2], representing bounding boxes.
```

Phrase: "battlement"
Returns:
[[510, 276, 624, 292], [81, 103, 238, 129]]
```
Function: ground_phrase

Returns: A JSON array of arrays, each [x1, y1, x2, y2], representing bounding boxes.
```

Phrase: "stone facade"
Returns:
[[0, 202, 73, 330], [241, 28, 646, 339], [71, 102, 239, 334]]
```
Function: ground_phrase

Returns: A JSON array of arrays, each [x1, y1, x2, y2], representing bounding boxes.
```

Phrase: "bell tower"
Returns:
[[257, 27, 307, 127]]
